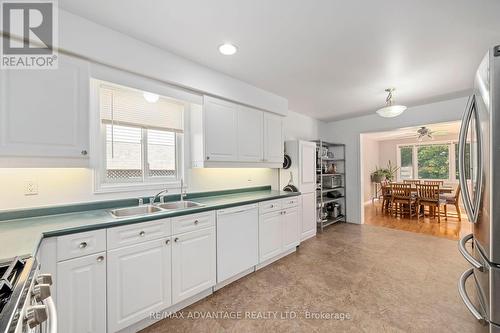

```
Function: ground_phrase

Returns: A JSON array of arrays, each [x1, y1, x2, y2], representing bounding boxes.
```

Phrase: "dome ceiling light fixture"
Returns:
[[376, 88, 407, 118]]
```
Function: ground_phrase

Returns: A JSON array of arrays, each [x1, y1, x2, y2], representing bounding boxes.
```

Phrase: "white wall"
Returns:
[[283, 110, 320, 141], [360, 136, 380, 203], [320, 96, 468, 224]]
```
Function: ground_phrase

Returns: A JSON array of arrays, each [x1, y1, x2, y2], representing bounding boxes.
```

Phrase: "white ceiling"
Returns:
[[363, 121, 461, 141], [59, 0, 500, 121]]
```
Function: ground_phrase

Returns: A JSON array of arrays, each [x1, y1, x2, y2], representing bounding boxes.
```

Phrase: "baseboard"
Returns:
[[256, 247, 296, 270], [117, 288, 213, 333], [300, 230, 316, 241], [214, 267, 255, 291]]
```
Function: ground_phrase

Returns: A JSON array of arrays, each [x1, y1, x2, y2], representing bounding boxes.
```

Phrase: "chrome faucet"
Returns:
[[152, 188, 169, 204], [180, 178, 187, 202]]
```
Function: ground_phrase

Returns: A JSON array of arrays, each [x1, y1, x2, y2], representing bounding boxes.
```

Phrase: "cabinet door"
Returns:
[[217, 206, 258, 282], [107, 238, 171, 332], [299, 141, 317, 193], [172, 227, 216, 303], [263, 112, 284, 163], [301, 192, 317, 240], [259, 211, 283, 262], [57, 252, 106, 333], [204, 96, 237, 161], [0, 54, 89, 159], [237, 107, 263, 161], [283, 207, 299, 251]]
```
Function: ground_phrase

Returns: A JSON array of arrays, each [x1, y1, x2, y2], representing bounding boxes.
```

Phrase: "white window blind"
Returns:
[[100, 84, 184, 132]]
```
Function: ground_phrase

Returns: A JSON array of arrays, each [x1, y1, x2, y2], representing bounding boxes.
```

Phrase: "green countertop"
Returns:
[[0, 188, 299, 260]]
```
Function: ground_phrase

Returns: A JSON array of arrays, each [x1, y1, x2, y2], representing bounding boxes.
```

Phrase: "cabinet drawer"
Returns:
[[172, 211, 215, 235], [57, 230, 106, 261], [107, 219, 171, 250], [281, 197, 299, 209], [259, 199, 282, 214]]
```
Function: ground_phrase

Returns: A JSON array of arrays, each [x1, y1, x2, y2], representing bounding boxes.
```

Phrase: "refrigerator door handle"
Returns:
[[458, 96, 477, 223], [458, 268, 488, 325], [458, 233, 484, 271]]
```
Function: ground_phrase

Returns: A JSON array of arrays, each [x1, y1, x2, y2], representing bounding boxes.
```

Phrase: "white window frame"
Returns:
[[396, 140, 459, 183], [88, 66, 202, 193]]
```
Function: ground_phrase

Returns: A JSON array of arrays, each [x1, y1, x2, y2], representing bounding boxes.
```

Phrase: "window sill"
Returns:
[[94, 181, 182, 194]]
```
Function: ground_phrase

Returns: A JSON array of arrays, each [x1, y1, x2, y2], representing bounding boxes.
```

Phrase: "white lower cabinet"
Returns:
[[172, 227, 216, 304], [259, 198, 300, 264], [283, 207, 299, 251], [107, 238, 172, 332], [57, 252, 106, 333], [259, 210, 284, 262]]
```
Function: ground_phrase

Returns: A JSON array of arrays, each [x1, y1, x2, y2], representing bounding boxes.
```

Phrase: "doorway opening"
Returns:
[[359, 121, 471, 240]]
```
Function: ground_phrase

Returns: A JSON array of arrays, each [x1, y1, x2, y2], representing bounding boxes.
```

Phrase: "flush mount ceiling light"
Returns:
[[218, 43, 238, 55], [376, 88, 407, 118], [143, 91, 159, 103]]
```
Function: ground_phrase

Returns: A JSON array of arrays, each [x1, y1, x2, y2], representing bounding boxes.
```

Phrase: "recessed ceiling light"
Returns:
[[143, 91, 159, 103], [218, 43, 238, 55]]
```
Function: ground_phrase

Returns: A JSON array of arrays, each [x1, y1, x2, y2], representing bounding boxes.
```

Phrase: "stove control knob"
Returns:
[[36, 274, 53, 286], [32, 283, 51, 301], [25, 305, 48, 328]]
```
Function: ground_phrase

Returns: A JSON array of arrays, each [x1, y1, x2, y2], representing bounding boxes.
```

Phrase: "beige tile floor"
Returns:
[[140, 223, 480, 332]]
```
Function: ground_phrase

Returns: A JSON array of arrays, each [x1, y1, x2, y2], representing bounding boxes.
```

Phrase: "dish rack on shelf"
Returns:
[[314, 140, 346, 231]]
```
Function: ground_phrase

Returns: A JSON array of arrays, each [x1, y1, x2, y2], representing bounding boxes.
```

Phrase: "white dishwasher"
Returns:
[[216, 204, 259, 283]]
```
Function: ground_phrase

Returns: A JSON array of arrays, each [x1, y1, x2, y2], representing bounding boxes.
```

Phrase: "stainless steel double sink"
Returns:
[[109, 201, 204, 218]]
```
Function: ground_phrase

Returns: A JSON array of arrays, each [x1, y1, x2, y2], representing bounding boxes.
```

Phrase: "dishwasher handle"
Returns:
[[217, 204, 258, 216]]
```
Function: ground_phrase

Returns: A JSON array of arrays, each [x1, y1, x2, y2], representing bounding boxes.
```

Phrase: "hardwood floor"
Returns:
[[364, 200, 472, 240]]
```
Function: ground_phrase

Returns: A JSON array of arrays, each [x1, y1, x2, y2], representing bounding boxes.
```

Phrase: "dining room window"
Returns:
[[397, 143, 454, 181]]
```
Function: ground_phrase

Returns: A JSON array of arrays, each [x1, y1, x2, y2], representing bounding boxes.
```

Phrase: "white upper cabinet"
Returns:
[[237, 107, 263, 162], [203, 96, 238, 161], [191, 95, 283, 168], [263, 112, 284, 163], [0, 54, 90, 166]]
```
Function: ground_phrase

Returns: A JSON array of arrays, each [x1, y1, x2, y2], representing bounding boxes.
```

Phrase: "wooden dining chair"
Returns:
[[416, 184, 447, 222], [380, 184, 392, 214], [391, 183, 417, 219], [403, 179, 421, 185], [424, 180, 444, 186], [441, 185, 462, 221]]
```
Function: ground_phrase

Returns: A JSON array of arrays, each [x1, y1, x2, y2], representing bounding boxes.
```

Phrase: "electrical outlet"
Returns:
[[25, 181, 38, 196]]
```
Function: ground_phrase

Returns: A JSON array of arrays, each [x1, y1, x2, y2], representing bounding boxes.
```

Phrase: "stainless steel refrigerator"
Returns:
[[458, 44, 500, 332]]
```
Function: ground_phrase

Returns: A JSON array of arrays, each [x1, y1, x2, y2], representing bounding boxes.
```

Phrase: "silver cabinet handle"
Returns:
[[174, 237, 179, 242], [458, 268, 487, 324], [139, 231, 145, 237], [81, 150, 88, 156], [458, 234, 484, 271], [97, 256, 104, 262], [194, 220, 199, 225], [79, 242, 88, 249], [165, 239, 170, 245], [270, 204, 274, 208]]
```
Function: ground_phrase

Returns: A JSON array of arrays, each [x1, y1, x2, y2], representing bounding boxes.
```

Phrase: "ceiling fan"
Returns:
[[417, 127, 433, 141]]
